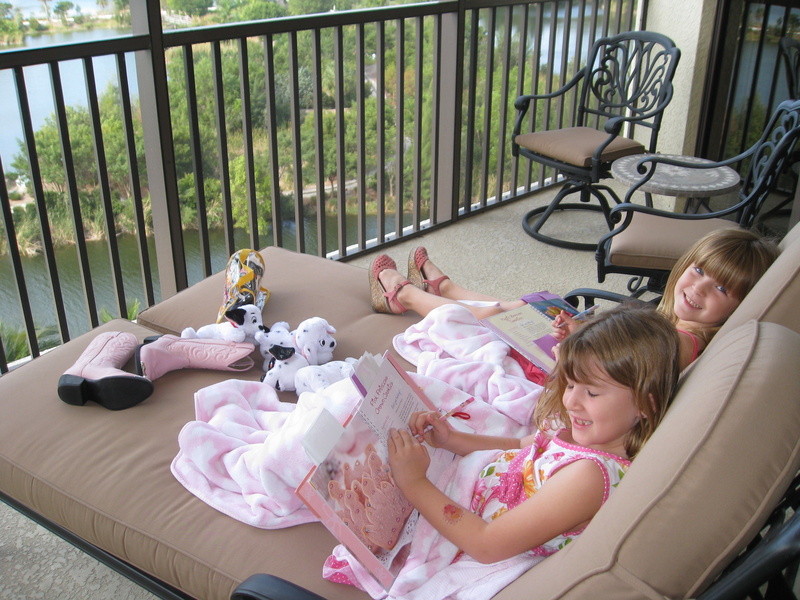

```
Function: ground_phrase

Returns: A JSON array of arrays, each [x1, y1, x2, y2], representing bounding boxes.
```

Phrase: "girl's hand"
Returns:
[[551, 311, 577, 341], [387, 428, 431, 491], [409, 410, 452, 447]]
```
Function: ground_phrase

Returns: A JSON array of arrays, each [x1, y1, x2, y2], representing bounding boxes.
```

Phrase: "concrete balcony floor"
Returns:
[[0, 184, 788, 599]]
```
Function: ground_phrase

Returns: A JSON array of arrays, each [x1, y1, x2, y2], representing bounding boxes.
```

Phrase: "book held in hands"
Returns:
[[295, 351, 457, 590], [479, 291, 579, 373]]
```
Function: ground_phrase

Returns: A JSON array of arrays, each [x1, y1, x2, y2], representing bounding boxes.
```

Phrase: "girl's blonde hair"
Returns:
[[533, 304, 680, 459], [658, 228, 779, 343]]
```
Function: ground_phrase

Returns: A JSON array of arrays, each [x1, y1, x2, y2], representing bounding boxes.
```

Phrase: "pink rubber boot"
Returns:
[[135, 335, 255, 380], [58, 331, 154, 410]]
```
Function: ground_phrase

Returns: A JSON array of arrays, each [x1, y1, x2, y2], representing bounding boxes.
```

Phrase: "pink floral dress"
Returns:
[[469, 429, 631, 557]]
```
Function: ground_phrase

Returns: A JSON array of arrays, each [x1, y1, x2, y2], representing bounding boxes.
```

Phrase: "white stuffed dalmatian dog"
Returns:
[[180, 304, 267, 344]]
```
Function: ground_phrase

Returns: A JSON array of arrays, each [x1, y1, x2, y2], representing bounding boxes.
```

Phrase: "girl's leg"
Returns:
[[412, 249, 525, 307], [378, 267, 524, 320]]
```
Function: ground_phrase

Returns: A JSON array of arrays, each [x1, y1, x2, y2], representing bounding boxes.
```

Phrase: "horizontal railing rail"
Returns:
[[0, 0, 641, 372]]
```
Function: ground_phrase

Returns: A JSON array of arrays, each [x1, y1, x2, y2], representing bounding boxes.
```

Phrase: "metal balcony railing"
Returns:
[[0, 0, 642, 372]]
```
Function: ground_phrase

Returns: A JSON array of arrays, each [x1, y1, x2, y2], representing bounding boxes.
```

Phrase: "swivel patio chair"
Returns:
[[591, 98, 800, 298], [513, 30, 681, 251]]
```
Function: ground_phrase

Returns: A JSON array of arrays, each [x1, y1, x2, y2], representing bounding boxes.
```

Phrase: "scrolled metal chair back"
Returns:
[[580, 31, 679, 148]]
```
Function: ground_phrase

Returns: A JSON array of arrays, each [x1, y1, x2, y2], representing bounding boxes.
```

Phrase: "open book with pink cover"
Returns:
[[479, 291, 579, 374], [295, 352, 457, 591]]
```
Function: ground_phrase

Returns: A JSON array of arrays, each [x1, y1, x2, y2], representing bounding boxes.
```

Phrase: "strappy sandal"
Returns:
[[407, 247, 450, 296], [369, 255, 413, 314]]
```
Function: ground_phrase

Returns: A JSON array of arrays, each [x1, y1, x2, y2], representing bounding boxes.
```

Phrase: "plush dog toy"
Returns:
[[255, 317, 337, 369], [295, 358, 357, 394], [260, 345, 309, 392], [181, 304, 267, 344], [260, 344, 356, 394]]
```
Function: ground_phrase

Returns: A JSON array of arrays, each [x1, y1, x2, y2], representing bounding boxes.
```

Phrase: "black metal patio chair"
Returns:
[[513, 31, 681, 251], [593, 98, 800, 298]]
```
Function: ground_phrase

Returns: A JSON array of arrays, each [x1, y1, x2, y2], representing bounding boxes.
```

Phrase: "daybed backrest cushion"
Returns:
[[493, 320, 800, 599], [715, 220, 800, 337]]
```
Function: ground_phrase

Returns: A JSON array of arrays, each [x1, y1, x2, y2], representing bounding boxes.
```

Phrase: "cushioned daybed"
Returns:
[[2, 226, 800, 600]]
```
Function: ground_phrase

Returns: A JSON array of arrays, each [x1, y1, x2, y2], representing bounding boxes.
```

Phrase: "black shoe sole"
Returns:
[[57, 374, 154, 411]]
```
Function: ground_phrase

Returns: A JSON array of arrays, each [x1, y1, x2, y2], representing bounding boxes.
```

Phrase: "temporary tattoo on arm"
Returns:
[[443, 503, 464, 525]]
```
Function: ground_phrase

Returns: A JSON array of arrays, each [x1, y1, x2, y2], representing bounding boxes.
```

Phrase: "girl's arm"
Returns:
[[388, 429, 606, 564], [677, 329, 705, 370], [409, 411, 523, 456]]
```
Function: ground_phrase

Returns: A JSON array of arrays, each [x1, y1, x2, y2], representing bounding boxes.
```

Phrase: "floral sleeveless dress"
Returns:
[[469, 429, 631, 557]]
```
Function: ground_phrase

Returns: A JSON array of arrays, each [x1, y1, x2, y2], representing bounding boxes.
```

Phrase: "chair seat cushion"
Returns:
[[515, 126, 645, 168], [607, 212, 739, 271]]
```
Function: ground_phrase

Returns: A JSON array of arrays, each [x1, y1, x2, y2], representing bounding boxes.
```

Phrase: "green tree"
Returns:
[[166, 0, 213, 17], [53, 1, 73, 25], [0, 322, 60, 362], [39, 0, 51, 22]]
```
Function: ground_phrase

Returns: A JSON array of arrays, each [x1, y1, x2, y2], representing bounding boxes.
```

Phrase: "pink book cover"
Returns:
[[295, 352, 454, 590]]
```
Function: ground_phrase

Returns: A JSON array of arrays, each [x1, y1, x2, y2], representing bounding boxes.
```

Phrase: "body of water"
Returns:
[[0, 27, 134, 170], [0, 213, 394, 341]]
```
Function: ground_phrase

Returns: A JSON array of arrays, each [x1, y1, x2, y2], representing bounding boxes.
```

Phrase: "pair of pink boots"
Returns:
[[57, 332, 255, 411]]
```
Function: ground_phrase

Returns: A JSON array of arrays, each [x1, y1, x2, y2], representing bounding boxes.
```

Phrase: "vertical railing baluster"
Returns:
[[462, 10, 479, 211], [568, 0, 587, 128], [526, 2, 545, 188], [355, 24, 368, 249], [15, 66, 70, 344], [510, 3, 529, 195], [494, 6, 513, 204], [429, 15, 442, 225], [310, 29, 327, 256], [479, 8, 495, 210], [50, 61, 99, 329], [600, 0, 612, 37], [333, 26, 348, 256], [287, 31, 305, 254], [412, 16, 424, 231], [376, 21, 386, 243], [262, 34, 283, 249], [211, 41, 236, 256], [556, 1, 573, 130], [539, 2, 560, 188], [84, 56, 128, 319], [394, 19, 405, 236], [237, 38, 259, 250], [183, 44, 212, 277], [116, 52, 155, 308], [0, 155, 37, 368]]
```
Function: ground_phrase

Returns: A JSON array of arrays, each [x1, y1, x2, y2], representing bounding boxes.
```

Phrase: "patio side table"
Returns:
[[611, 153, 741, 213]]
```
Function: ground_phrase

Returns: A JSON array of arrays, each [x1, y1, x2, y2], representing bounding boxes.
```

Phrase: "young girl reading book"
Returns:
[[326, 305, 680, 598]]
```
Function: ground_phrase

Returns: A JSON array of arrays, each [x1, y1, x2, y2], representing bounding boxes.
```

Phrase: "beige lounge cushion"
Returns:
[[515, 126, 645, 167], [606, 212, 739, 271], [717, 220, 800, 337], [493, 320, 800, 599], [0, 319, 375, 600]]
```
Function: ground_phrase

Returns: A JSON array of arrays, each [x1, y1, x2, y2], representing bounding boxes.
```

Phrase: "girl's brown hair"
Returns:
[[533, 304, 681, 459], [657, 228, 779, 343]]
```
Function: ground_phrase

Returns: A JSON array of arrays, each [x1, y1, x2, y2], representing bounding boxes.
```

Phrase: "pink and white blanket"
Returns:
[[172, 303, 547, 597], [393, 303, 544, 425]]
